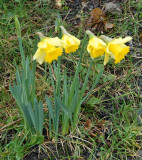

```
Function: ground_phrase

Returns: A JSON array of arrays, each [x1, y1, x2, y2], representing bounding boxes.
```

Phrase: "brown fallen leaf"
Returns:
[[84, 119, 92, 129], [87, 8, 114, 32], [104, 21, 115, 31], [87, 8, 106, 26]]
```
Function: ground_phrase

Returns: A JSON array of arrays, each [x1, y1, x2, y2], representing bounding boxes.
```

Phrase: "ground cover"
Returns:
[[0, 0, 142, 159]]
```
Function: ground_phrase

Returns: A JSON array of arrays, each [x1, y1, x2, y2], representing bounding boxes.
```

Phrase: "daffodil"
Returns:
[[100, 35, 132, 65], [33, 33, 63, 64], [60, 26, 80, 54], [86, 30, 106, 59]]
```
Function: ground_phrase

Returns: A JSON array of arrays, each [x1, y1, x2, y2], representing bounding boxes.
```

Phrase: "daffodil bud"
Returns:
[[15, 15, 21, 37]]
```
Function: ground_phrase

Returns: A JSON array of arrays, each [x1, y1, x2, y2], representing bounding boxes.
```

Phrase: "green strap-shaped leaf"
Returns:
[[63, 69, 68, 106], [69, 33, 87, 105], [56, 98, 70, 117], [27, 102, 37, 132], [81, 67, 104, 103], [54, 97, 60, 135], [22, 104, 34, 134], [16, 70, 21, 86], [34, 98, 39, 132], [80, 59, 93, 100], [38, 102, 44, 135], [69, 88, 79, 114], [45, 95, 54, 123]]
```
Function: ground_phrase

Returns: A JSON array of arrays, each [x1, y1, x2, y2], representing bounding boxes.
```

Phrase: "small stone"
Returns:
[[104, 2, 122, 15]]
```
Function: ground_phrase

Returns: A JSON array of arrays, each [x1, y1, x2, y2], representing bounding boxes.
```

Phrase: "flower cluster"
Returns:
[[33, 27, 80, 64], [86, 31, 132, 65], [33, 27, 132, 65]]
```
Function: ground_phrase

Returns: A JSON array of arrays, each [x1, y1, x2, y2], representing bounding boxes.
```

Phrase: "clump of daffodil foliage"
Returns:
[[10, 15, 133, 140], [32, 26, 132, 137]]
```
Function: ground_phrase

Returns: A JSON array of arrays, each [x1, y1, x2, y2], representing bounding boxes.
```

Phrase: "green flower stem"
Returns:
[[31, 60, 36, 104], [49, 64, 56, 98], [80, 59, 94, 100], [81, 67, 104, 103], [69, 33, 87, 105], [73, 59, 94, 128], [56, 56, 61, 97], [72, 59, 93, 129], [31, 35, 38, 104], [44, 62, 47, 80]]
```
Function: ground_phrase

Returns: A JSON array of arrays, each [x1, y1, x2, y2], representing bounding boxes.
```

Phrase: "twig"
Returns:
[[0, 118, 22, 132]]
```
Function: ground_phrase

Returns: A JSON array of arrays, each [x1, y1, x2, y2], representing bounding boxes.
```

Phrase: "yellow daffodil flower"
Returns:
[[60, 26, 80, 54], [33, 35, 63, 64], [100, 35, 132, 65], [86, 30, 106, 59]]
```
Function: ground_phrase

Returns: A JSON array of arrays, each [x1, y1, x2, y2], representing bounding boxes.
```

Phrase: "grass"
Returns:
[[0, 0, 142, 159]]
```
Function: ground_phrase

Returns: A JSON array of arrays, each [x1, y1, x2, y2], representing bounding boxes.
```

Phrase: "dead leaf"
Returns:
[[104, 21, 115, 31], [87, 8, 106, 26], [84, 119, 92, 129], [87, 8, 114, 32], [55, 0, 62, 9]]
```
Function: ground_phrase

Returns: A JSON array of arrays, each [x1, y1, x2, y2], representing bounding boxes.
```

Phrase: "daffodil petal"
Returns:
[[46, 37, 62, 46], [110, 37, 132, 44], [38, 38, 48, 48], [106, 36, 132, 64], [33, 48, 46, 64], [119, 36, 132, 44]]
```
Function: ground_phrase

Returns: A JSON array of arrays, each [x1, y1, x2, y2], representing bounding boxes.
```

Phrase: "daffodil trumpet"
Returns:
[[100, 35, 132, 65], [86, 30, 106, 59], [33, 33, 63, 64], [60, 26, 80, 54]]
